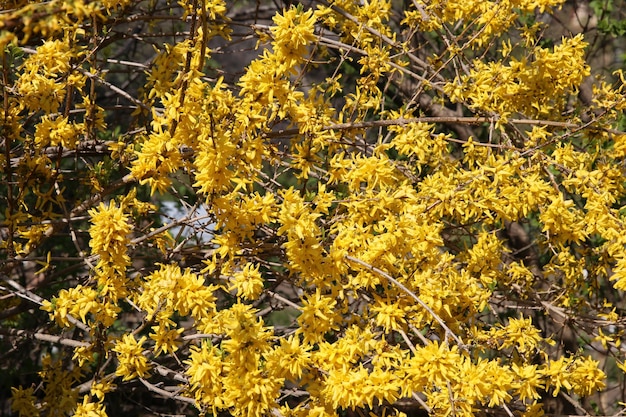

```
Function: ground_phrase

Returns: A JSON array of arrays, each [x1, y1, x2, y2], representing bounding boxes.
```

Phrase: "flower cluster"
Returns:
[[6, 1, 626, 417]]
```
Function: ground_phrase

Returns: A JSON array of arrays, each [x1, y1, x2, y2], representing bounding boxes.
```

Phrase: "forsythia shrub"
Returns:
[[1, 0, 625, 416]]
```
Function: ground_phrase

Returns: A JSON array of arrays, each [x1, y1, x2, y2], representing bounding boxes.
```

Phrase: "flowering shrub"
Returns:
[[1, 0, 625, 416]]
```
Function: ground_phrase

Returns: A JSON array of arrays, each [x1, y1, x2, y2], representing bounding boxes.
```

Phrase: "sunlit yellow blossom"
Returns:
[[150, 323, 184, 355], [446, 34, 589, 118], [297, 290, 342, 343], [370, 296, 407, 332], [3, 0, 619, 415], [323, 365, 401, 410], [495, 316, 544, 354], [135, 263, 218, 328], [34, 115, 83, 149], [542, 357, 573, 396], [405, 341, 461, 388], [271, 7, 317, 66], [230, 263, 264, 300], [41, 285, 99, 327], [264, 335, 312, 380], [88, 201, 131, 271], [223, 369, 284, 417], [90, 379, 116, 403], [512, 363, 544, 401], [219, 303, 274, 353], [569, 357, 606, 396], [112, 334, 151, 381], [73, 395, 108, 417], [185, 343, 228, 409]]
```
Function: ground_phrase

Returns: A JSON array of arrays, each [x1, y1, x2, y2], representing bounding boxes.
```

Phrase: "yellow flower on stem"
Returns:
[[112, 334, 151, 381]]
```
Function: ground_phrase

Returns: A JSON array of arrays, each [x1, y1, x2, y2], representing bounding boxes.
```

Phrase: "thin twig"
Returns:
[[80, 68, 151, 111], [263, 115, 616, 140], [345, 255, 465, 348], [0, 277, 90, 331], [139, 377, 196, 404], [398, 329, 417, 354], [412, 393, 431, 414], [0, 328, 90, 348]]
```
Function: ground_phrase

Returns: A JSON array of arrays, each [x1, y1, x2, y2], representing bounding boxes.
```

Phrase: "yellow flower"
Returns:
[[88, 201, 132, 279], [370, 296, 407, 332], [73, 395, 108, 417], [150, 323, 184, 355], [223, 368, 284, 417], [405, 341, 461, 387], [539, 196, 587, 244], [10, 386, 38, 417], [322, 364, 401, 410], [264, 335, 312, 380], [34, 115, 83, 149], [41, 285, 99, 327], [219, 303, 274, 353], [541, 357, 573, 396], [112, 334, 151, 381], [271, 6, 317, 63], [497, 316, 544, 354], [89, 379, 116, 402], [569, 357, 606, 397], [297, 289, 342, 343], [445, 34, 589, 117], [512, 363, 544, 401], [102, 0, 133, 11], [229, 263, 264, 300], [185, 343, 227, 409]]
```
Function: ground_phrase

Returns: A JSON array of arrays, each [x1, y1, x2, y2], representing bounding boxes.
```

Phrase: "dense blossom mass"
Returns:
[[1, 0, 626, 416]]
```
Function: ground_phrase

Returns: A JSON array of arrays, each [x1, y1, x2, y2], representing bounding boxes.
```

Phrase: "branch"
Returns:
[[559, 391, 590, 416], [79, 68, 151, 112], [344, 255, 466, 348], [0, 327, 90, 348], [153, 363, 189, 384], [263, 115, 618, 141], [139, 377, 196, 404], [0, 276, 90, 332]]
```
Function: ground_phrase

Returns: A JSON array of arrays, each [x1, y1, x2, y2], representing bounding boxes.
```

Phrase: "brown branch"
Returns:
[[262, 115, 599, 140], [0, 327, 90, 348], [139, 377, 195, 404], [345, 255, 466, 348], [154, 363, 189, 384], [320, 0, 431, 74], [80, 68, 151, 111], [0, 276, 90, 331]]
